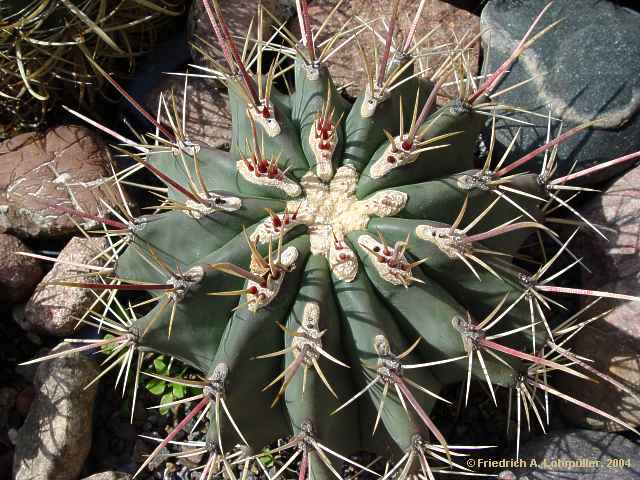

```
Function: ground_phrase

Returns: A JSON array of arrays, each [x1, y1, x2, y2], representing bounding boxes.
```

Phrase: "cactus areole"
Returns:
[[27, 1, 640, 478]]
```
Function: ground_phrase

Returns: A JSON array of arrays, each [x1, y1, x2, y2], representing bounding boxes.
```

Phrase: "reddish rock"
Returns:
[[24, 236, 110, 337], [356, 0, 480, 98], [187, 0, 290, 66], [142, 75, 232, 149], [0, 126, 116, 239], [289, 0, 480, 98], [559, 164, 640, 431], [0, 233, 43, 303]]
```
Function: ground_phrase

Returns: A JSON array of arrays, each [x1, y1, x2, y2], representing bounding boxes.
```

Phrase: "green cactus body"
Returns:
[[114, 36, 548, 471]]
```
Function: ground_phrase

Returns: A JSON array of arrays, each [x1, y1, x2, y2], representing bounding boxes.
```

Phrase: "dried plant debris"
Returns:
[[0, 0, 184, 138]]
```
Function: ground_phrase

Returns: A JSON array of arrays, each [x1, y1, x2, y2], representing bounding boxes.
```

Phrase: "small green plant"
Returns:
[[144, 356, 191, 415], [258, 449, 276, 470], [21, 1, 640, 479]]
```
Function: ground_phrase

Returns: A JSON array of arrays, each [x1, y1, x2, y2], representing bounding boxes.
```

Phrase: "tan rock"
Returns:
[[24, 236, 110, 337], [0, 126, 116, 239], [560, 306, 640, 432], [354, 0, 480, 98], [0, 233, 43, 303], [13, 347, 99, 480]]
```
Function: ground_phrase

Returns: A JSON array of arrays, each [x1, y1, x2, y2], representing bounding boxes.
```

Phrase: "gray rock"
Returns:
[[81, 473, 132, 480], [513, 430, 640, 479], [0, 233, 43, 303], [557, 164, 640, 431], [23, 236, 109, 337], [480, 0, 640, 184], [0, 126, 118, 238], [12, 347, 99, 480]]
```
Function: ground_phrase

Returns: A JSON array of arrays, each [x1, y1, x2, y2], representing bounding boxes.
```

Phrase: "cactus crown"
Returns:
[[23, 1, 640, 479]]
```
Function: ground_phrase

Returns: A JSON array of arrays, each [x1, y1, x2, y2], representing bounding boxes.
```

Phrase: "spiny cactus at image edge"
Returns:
[[20, 1, 640, 479]]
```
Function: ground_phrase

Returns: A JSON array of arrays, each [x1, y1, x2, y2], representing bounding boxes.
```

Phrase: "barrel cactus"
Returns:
[[23, 0, 640, 478]]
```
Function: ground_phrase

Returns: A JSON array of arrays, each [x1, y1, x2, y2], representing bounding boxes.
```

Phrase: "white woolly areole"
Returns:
[[360, 86, 386, 118], [246, 246, 299, 312], [360, 190, 408, 217], [369, 135, 417, 179], [357, 234, 415, 287], [415, 225, 469, 259], [250, 214, 303, 244], [308, 120, 336, 182], [283, 166, 407, 282], [185, 193, 242, 219], [236, 160, 302, 198], [172, 140, 200, 156], [291, 303, 323, 365], [167, 265, 205, 302], [248, 103, 281, 137], [303, 63, 321, 81], [328, 241, 358, 282]]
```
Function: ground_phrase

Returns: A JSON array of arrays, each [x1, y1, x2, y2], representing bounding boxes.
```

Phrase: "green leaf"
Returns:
[[259, 449, 275, 468], [159, 392, 175, 415], [153, 356, 167, 373], [100, 334, 117, 354], [145, 378, 166, 396], [172, 383, 186, 399]]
